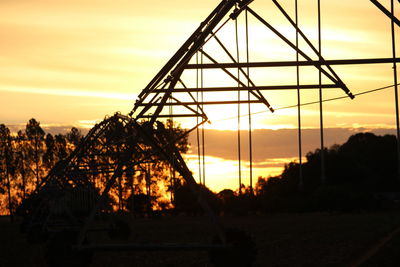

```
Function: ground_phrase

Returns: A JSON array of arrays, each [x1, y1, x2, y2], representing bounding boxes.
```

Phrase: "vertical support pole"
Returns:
[[196, 52, 202, 185], [391, 0, 400, 181], [35, 137, 40, 189], [131, 167, 135, 214], [318, 0, 326, 184], [167, 103, 177, 202], [246, 9, 254, 195], [235, 15, 242, 195], [201, 51, 206, 186], [295, 0, 304, 191], [146, 163, 151, 212], [196, 125, 202, 185], [171, 168, 176, 203], [168, 79, 176, 197], [117, 145, 123, 211]]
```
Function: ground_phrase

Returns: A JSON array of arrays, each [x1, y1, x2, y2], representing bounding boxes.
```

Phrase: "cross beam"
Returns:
[[185, 57, 400, 69], [137, 100, 264, 106], [147, 84, 339, 93]]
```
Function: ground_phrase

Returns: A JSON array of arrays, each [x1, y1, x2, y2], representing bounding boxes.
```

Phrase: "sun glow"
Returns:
[[2, 0, 400, 195], [185, 154, 288, 192]]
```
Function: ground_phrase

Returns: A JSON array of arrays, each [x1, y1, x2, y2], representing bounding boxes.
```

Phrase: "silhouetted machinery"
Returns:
[[18, 113, 256, 266], [20, 2, 263, 264], [19, 0, 400, 265]]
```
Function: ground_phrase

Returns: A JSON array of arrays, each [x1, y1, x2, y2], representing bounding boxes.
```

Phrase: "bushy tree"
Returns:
[[173, 181, 221, 215], [66, 127, 83, 146]]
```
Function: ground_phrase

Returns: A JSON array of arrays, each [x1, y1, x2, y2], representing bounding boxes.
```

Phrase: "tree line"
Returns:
[[0, 117, 189, 219], [1, 119, 399, 218], [173, 132, 400, 215], [0, 119, 83, 218]]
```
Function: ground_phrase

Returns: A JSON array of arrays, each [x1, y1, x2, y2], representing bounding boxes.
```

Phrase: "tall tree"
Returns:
[[0, 124, 15, 221], [14, 130, 30, 200], [25, 119, 45, 188]]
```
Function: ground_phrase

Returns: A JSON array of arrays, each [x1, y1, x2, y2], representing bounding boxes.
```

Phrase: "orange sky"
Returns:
[[1, 0, 400, 191]]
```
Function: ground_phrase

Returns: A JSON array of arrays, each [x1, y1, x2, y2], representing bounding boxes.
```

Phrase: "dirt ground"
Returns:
[[2, 212, 400, 266]]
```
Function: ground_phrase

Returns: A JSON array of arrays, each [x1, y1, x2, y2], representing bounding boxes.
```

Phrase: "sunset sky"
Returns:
[[1, 0, 400, 191]]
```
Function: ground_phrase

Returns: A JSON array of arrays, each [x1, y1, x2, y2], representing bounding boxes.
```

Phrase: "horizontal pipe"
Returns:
[[139, 114, 205, 119], [147, 84, 339, 93], [139, 114, 204, 118], [185, 57, 400, 69], [137, 100, 264, 106]]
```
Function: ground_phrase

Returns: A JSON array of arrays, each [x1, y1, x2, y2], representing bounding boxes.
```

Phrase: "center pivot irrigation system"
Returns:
[[19, 0, 400, 266]]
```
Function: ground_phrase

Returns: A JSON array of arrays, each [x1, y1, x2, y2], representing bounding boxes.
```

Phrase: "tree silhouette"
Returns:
[[14, 130, 30, 201], [173, 180, 220, 215], [255, 132, 400, 213], [66, 127, 83, 146], [0, 124, 15, 221], [54, 133, 68, 161], [25, 118, 45, 188], [43, 133, 55, 172]]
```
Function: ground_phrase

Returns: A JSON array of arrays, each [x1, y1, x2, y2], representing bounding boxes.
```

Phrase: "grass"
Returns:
[[1, 211, 400, 266]]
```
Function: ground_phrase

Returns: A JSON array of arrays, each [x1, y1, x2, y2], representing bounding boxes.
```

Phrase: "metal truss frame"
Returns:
[[22, 0, 400, 260]]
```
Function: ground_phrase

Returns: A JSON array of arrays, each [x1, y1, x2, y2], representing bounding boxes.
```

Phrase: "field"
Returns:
[[1, 212, 400, 266]]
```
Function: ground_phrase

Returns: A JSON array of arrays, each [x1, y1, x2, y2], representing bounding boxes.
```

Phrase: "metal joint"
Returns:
[[230, 7, 240, 20], [164, 75, 173, 83]]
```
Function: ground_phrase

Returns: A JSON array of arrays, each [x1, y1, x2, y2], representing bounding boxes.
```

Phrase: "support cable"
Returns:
[[235, 13, 242, 194], [246, 9, 254, 195], [391, 0, 400, 181], [296, 0, 304, 190], [318, 0, 326, 184]]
